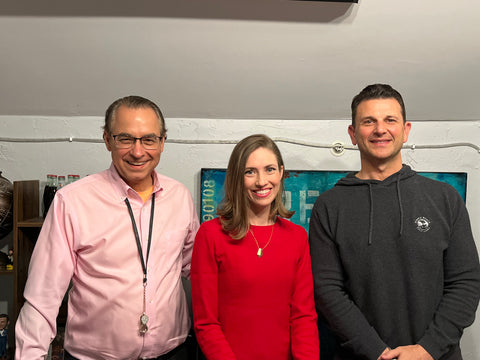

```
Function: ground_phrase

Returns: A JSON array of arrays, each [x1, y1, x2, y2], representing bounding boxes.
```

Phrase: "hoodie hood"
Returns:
[[335, 164, 417, 245]]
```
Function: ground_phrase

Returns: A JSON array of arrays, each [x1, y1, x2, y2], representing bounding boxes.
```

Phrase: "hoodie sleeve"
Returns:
[[309, 196, 387, 360], [417, 193, 480, 359]]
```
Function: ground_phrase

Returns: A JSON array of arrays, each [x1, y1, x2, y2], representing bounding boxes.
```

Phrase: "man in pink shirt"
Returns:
[[15, 96, 200, 360]]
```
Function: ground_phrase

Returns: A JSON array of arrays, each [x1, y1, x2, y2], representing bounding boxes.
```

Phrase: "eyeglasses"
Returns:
[[112, 134, 164, 149]]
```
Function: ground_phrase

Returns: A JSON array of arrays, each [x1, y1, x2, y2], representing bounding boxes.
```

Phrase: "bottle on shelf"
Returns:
[[58, 175, 66, 189], [67, 175, 80, 184], [43, 174, 58, 218]]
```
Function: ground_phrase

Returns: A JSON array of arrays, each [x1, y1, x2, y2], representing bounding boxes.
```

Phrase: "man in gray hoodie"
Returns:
[[309, 84, 480, 360]]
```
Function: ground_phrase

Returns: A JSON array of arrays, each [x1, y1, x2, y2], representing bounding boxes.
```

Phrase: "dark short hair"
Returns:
[[351, 84, 406, 125], [103, 95, 167, 136], [0, 314, 8, 321]]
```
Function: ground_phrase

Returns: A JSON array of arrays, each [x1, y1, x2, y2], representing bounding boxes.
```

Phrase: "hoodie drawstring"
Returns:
[[396, 175, 404, 236], [367, 175, 404, 245], [368, 183, 374, 245]]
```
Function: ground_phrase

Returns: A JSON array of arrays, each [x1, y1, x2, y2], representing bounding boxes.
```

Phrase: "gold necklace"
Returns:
[[249, 225, 274, 258]]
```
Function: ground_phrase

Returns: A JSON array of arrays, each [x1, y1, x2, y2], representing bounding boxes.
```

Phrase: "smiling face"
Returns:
[[104, 105, 165, 192], [244, 147, 283, 222], [348, 98, 411, 174]]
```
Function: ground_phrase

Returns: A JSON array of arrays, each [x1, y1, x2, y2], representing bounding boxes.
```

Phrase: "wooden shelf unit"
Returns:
[[10, 180, 42, 354], [13, 180, 42, 323], [11, 180, 68, 356]]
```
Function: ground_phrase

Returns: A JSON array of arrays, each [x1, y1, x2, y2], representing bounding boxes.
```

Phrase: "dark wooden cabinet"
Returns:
[[13, 180, 42, 321], [10, 180, 42, 353], [11, 180, 68, 357]]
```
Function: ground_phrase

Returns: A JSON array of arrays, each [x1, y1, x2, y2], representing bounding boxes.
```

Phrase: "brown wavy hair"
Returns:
[[217, 134, 294, 239]]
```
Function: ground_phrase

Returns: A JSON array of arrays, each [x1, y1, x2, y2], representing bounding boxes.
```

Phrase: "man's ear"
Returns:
[[402, 121, 412, 143], [348, 125, 357, 146], [104, 131, 113, 151]]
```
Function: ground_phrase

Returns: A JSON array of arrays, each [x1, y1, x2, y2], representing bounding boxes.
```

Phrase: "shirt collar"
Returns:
[[107, 163, 164, 201]]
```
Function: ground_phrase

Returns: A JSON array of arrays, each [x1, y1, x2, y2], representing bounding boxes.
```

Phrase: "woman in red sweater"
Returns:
[[191, 134, 319, 360]]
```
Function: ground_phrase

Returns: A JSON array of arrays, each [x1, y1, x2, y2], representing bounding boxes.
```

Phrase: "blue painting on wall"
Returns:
[[200, 169, 467, 233]]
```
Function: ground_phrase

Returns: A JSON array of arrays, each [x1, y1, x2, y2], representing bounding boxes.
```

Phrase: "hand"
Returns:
[[377, 347, 390, 360], [380, 344, 434, 360]]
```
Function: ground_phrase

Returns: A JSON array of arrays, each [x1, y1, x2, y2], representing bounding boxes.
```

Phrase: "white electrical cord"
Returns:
[[0, 136, 479, 154]]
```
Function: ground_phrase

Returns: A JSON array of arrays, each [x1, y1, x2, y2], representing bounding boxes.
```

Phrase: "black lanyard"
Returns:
[[125, 193, 155, 284]]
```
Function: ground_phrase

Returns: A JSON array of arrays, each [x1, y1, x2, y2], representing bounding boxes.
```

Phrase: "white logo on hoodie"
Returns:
[[415, 217, 431, 232]]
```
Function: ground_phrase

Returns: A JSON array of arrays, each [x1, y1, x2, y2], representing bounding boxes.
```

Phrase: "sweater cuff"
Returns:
[[343, 326, 387, 360], [418, 335, 443, 360]]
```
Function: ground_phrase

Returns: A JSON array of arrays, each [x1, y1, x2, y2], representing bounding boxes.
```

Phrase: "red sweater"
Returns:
[[191, 217, 319, 360]]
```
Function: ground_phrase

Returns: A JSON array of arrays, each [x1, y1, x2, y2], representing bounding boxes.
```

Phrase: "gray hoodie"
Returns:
[[309, 165, 480, 360]]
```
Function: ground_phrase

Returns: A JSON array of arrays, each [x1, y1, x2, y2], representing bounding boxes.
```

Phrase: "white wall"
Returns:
[[0, 0, 479, 121], [1, 115, 479, 358]]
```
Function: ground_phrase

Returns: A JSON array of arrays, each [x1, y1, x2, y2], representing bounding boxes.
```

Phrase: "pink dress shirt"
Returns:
[[15, 164, 200, 360]]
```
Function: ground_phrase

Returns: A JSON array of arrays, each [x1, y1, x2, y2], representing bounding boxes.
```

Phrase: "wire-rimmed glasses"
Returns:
[[112, 134, 164, 150]]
